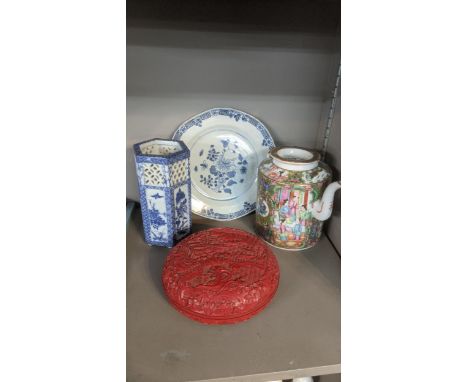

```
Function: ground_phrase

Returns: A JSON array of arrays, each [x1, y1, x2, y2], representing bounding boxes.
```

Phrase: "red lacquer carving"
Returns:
[[162, 227, 280, 324]]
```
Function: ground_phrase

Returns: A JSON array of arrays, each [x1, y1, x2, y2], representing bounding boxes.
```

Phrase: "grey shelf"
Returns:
[[127, 208, 341, 382]]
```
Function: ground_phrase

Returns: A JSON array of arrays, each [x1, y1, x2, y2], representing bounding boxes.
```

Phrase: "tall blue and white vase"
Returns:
[[133, 138, 191, 247]]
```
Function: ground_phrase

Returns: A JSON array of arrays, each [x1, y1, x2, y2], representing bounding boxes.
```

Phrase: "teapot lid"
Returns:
[[269, 146, 320, 171]]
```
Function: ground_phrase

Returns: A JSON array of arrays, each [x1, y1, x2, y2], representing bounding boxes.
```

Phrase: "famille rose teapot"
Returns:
[[255, 146, 341, 250]]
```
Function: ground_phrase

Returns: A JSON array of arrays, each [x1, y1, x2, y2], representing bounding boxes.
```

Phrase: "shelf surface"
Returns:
[[127, 209, 341, 382]]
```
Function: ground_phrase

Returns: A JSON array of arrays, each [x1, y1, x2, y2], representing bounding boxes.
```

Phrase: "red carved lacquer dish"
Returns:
[[162, 227, 280, 324]]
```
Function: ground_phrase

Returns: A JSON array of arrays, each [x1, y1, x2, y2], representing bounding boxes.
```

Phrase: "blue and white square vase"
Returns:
[[134, 138, 191, 247]]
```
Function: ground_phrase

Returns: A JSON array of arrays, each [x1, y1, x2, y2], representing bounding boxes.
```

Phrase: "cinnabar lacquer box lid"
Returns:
[[162, 227, 280, 324]]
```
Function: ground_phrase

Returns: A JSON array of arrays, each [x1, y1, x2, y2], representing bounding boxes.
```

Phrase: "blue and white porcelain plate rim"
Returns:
[[173, 107, 275, 221]]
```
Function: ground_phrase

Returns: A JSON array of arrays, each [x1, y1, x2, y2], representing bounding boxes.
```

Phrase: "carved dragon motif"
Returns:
[[162, 228, 280, 324]]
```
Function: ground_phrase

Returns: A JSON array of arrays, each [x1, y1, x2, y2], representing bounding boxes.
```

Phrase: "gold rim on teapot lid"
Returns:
[[269, 146, 321, 165]]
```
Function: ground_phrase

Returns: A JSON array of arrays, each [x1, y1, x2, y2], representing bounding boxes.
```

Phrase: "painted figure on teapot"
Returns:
[[255, 146, 340, 251]]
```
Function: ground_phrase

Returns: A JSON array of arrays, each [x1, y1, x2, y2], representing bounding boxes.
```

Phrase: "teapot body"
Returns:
[[255, 147, 333, 251]]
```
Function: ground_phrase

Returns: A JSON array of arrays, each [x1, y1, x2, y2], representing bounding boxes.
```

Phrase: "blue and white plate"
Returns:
[[173, 108, 275, 221]]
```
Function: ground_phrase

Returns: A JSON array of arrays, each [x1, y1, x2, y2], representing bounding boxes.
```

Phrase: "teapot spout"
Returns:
[[311, 181, 341, 221]]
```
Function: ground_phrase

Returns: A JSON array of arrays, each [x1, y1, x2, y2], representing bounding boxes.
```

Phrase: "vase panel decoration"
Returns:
[[134, 138, 191, 247], [255, 147, 341, 251]]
